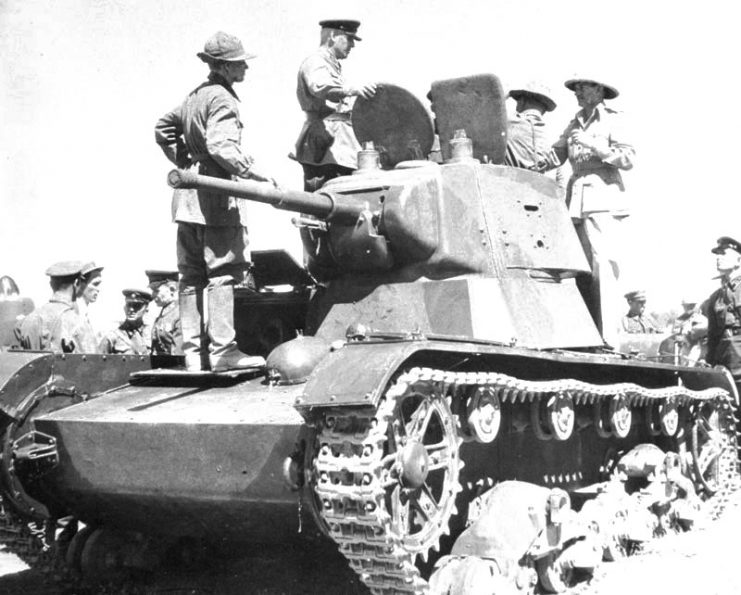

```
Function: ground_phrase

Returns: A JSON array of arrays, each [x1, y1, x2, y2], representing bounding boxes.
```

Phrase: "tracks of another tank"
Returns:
[[309, 366, 740, 595]]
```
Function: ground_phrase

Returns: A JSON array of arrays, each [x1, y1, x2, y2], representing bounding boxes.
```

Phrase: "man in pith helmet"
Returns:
[[155, 31, 270, 372], [504, 81, 557, 171], [294, 19, 377, 190]]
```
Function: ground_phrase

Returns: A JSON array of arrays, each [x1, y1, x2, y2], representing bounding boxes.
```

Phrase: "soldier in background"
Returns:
[[703, 236, 741, 385], [294, 19, 376, 190], [146, 270, 182, 355], [155, 31, 271, 372], [504, 81, 557, 171], [99, 289, 153, 355], [17, 261, 85, 352], [75, 261, 104, 352], [665, 297, 708, 363], [621, 290, 660, 333]]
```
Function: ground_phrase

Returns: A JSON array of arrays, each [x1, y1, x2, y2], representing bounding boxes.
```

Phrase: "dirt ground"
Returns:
[[1, 495, 740, 595]]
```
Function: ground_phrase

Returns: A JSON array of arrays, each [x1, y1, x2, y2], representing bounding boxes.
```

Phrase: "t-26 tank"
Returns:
[[0, 75, 738, 594]]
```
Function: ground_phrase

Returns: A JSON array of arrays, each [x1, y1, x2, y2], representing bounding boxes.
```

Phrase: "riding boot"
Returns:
[[206, 284, 265, 372], [179, 287, 207, 371]]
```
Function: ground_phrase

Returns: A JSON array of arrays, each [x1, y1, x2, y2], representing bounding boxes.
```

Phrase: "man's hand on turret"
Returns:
[[345, 83, 378, 99], [246, 168, 279, 188]]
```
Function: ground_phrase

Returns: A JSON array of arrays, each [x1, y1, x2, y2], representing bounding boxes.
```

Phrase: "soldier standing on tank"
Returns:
[[702, 237, 741, 384], [146, 270, 182, 355], [541, 76, 634, 348], [75, 261, 104, 352], [155, 31, 272, 372], [504, 81, 557, 171], [621, 290, 660, 333], [18, 261, 85, 352], [99, 289, 153, 355], [294, 19, 377, 191]]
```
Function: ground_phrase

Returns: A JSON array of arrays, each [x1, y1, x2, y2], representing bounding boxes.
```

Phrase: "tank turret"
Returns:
[[169, 76, 600, 349]]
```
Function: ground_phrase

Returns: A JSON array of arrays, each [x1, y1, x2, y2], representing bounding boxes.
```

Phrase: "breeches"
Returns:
[[177, 222, 250, 288]]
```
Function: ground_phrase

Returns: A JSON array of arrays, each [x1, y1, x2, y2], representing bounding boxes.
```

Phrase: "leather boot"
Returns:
[[179, 287, 207, 371], [206, 284, 265, 372]]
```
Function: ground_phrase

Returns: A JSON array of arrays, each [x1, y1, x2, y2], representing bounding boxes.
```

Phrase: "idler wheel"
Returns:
[[466, 386, 501, 443], [400, 441, 430, 488], [691, 405, 725, 495]]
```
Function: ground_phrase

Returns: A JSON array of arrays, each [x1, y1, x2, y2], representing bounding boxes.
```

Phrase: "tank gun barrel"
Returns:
[[167, 169, 361, 221]]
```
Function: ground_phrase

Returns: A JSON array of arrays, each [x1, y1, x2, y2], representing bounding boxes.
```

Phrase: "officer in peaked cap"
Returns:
[[621, 290, 660, 334], [146, 270, 182, 355], [505, 80, 558, 171], [155, 31, 272, 372], [75, 261, 105, 352], [294, 18, 377, 190], [99, 288, 153, 355], [17, 260, 86, 352], [703, 236, 741, 383]]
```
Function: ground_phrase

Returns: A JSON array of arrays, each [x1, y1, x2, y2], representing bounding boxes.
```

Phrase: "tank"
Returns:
[[0, 74, 738, 593]]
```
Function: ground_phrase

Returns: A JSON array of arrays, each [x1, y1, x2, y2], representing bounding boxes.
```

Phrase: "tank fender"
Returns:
[[0, 352, 54, 422], [294, 340, 427, 415]]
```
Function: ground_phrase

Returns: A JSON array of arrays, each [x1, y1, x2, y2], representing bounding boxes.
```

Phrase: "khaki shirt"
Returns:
[[621, 312, 660, 334], [151, 301, 182, 355], [155, 73, 253, 227], [552, 103, 634, 217], [294, 47, 361, 169], [504, 110, 552, 170], [18, 298, 83, 352], [99, 323, 152, 355]]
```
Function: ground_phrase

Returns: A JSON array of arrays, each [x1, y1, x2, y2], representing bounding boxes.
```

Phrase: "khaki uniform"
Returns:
[[551, 102, 635, 345], [151, 301, 182, 355], [295, 47, 361, 176], [504, 110, 552, 170], [704, 274, 741, 378], [18, 298, 83, 352], [99, 324, 152, 356], [621, 312, 660, 334]]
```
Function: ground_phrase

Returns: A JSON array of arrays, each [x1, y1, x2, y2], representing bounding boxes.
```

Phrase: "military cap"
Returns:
[[44, 260, 84, 278], [80, 261, 104, 277], [197, 31, 256, 63], [564, 76, 619, 100], [319, 19, 362, 40], [624, 290, 647, 302], [711, 236, 741, 254], [681, 296, 698, 306], [122, 288, 153, 303], [508, 81, 557, 112], [145, 269, 179, 290]]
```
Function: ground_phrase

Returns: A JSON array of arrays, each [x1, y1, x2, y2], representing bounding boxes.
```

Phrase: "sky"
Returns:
[[2, 0, 740, 328]]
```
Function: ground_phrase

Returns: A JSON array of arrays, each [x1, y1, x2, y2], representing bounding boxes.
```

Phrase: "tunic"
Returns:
[[18, 298, 83, 352], [99, 323, 152, 356], [621, 312, 660, 334], [151, 301, 182, 355], [294, 47, 361, 169], [504, 110, 552, 170], [703, 274, 741, 377]]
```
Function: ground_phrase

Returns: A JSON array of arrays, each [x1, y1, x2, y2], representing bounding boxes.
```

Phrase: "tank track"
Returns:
[[309, 366, 740, 595]]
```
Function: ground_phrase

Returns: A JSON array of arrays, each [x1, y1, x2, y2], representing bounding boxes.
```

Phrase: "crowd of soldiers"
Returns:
[[10, 19, 741, 389], [14, 262, 182, 357]]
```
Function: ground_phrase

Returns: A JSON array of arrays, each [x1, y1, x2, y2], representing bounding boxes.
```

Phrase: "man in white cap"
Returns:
[[294, 19, 377, 190], [504, 81, 557, 171], [542, 76, 635, 346], [155, 32, 271, 372], [703, 236, 741, 384]]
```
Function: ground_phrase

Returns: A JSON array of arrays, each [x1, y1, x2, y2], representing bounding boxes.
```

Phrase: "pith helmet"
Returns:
[[197, 31, 256, 63], [564, 76, 619, 100], [508, 81, 557, 112], [319, 19, 362, 41], [711, 236, 741, 254]]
